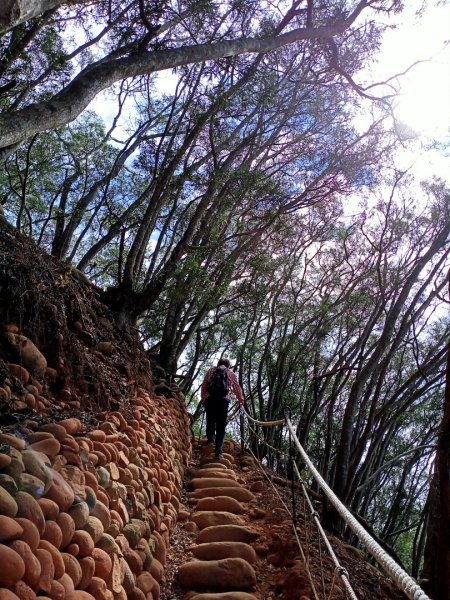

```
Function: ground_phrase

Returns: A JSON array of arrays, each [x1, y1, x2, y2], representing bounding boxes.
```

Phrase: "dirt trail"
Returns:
[[160, 438, 404, 600]]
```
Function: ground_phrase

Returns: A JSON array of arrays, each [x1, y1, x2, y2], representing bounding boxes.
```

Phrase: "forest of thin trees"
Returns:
[[1, 1, 449, 596]]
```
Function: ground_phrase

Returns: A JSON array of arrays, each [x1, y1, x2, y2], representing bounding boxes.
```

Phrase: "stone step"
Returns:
[[191, 511, 245, 529], [189, 593, 258, 600], [196, 496, 244, 513], [197, 524, 260, 544], [178, 557, 256, 590], [200, 450, 235, 463], [188, 487, 255, 503], [220, 452, 235, 463], [196, 462, 229, 471], [200, 457, 234, 469], [193, 468, 238, 480], [190, 541, 257, 563], [191, 477, 242, 490], [177, 444, 260, 599]]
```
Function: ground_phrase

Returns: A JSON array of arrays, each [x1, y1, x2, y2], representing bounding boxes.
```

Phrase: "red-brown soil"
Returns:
[[160, 439, 406, 600]]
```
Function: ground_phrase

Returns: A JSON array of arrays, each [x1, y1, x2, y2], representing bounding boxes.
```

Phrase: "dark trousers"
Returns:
[[204, 396, 229, 457]]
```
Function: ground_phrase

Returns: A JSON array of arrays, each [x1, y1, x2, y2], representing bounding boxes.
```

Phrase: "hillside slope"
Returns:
[[0, 224, 408, 600], [0, 220, 183, 418]]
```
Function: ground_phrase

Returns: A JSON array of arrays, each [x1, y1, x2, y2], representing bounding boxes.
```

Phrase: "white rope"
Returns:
[[243, 409, 285, 427], [239, 408, 430, 600], [243, 413, 358, 600], [292, 462, 359, 600], [284, 418, 431, 600], [244, 441, 321, 600]]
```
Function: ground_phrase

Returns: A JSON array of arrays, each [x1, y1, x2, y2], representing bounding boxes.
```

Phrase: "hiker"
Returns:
[[201, 358, 244, 459]]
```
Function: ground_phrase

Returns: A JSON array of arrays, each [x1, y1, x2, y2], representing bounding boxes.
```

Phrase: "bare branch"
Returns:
[[0, 5, 373, 153]]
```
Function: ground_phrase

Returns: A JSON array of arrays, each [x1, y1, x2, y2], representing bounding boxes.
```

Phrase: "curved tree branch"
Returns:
[[0, 2, 373, 153], [0, 0, 74, 35]]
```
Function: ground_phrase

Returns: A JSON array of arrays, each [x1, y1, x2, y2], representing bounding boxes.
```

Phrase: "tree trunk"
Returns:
[[0, 2, 370, 154], [423, 284, 450, 598], [333, 221, 450, 502], [0, 0, 65, 35]]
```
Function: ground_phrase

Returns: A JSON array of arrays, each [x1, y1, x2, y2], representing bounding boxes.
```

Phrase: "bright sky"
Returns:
[[356, 1, 450, 185], [375, 2, 450, 141], [88, 2, 450, 179]]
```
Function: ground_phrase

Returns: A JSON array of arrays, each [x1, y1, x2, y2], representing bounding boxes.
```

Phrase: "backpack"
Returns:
[[207, 367, 230, 398]]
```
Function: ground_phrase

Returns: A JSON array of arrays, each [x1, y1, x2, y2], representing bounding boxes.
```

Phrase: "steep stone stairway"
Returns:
[[172, 439, 314, 600], [177, 443, 259, 600], [164, 438, 404, 600]]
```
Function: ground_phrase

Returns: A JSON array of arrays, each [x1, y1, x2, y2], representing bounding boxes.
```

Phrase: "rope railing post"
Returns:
[[289, 435, 297, 524], [285, 417, 431, 600], [292, 461, 359, 600], [242, 426, 321, 600]]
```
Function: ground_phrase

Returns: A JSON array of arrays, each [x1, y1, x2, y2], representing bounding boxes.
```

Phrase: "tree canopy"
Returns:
[[0, 0, 401, 155], [1, 1, 449, 596]]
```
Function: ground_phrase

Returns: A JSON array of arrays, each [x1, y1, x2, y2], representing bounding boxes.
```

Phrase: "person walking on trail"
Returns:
[[201, 358, 244, 459]]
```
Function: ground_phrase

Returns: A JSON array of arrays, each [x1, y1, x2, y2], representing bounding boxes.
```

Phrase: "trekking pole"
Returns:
[[198, 406, 205, 447], [226, 401, 241, 424], [239, 404, 245, 454]]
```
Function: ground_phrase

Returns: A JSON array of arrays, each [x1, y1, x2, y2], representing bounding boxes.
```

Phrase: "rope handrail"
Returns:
[[242, 429, 321, 600], [241, 414, 359, 600], [292, 461, 358, 600], [238, 407, 431, 600], [243, 409, 285, 427], [284, 417, 431, 600]]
